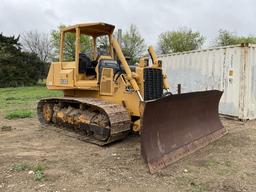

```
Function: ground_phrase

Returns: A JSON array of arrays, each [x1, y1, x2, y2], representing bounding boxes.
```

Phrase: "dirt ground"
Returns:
[[0, 117, 255, 192]]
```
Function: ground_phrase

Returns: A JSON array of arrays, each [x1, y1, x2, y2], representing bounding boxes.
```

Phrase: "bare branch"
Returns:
[[21, 30, 52, 62]]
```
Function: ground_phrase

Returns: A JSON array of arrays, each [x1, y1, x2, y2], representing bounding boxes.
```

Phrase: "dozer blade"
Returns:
[[141, 90, 227, 173]]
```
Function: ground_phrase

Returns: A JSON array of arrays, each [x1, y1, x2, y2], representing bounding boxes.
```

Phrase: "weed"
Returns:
[[216, 161, 236, 176], [10, 162, 46, 181], [175, 175, 209, 192], [34, 171, 45, 181], [200, 159, 220, 168], [33, 164, 45, 181], [190, 181, 207, 192], [11, 163, 28, 172], [1, 125, 12, 131], [5, 96, 17, 101], [5, 110, 33, 119], [34, 164, 44, 172], [217, 168, 230, 176], [224, 160, 232, 167]]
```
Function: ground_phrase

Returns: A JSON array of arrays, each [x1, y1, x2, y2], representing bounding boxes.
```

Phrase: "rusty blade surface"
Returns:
[[141, 90, 227, 173]]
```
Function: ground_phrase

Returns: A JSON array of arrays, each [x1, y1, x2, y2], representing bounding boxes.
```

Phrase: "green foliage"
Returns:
[[215, 29, 256, 46], [215, 30, 237, 46], [158, 28, 205, 54], [11, 163, 28, 172], [0, 33, 45, 87], [34, 164, 44, 172], [34, 164, 45, 181], [10, 162, 46, 181], [50, 25, 92, 61], [121, 24, 146, 64], [5, 110, 33, 119]]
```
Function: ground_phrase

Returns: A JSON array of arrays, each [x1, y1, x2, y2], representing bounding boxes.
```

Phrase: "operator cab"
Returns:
[[59, 23, 116, 81]]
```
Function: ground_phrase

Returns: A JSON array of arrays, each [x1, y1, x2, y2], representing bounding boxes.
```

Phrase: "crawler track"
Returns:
[[37, 97, 131, 145]]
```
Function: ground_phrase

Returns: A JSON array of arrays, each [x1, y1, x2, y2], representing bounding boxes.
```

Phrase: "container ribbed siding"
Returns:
[[159, 44, 256, 120]]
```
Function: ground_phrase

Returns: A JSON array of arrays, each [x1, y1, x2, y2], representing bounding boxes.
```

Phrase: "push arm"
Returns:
[[112, 38, 144, 101], [148, 46, 170, 90]]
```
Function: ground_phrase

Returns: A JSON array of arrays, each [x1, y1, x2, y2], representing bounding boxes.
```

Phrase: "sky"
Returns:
[[0, 0, 256, 46]]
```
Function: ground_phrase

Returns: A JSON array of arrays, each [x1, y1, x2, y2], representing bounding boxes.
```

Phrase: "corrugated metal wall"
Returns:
[[159, 44, 256, 120], [245, 45, 256, 119]]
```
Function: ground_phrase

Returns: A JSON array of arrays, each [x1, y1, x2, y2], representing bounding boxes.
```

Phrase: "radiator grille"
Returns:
[[100, 68, 113, 95], [100, 81, 111, 94], [144, 68, 163, 101]]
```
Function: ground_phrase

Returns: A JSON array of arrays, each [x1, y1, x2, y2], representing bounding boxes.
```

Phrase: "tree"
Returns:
[[21, 31, 51, 78], [21, 31, 51, 62], [121, 24, 146, 64], [215, 29, 256, 46], [0, 33, 44, 87], [96, 35, 109, 55], [50, 25, 92, 61], [158, 28, 205, 54]]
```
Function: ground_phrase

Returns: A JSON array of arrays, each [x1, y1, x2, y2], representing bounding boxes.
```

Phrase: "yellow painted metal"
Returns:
[[132, 119, 141, 132], [148, 46, 159, 68], [109, 34, 114, 58], [59, 31, 64, 63], [46, 22, 169, 131], [62, 62, 76, 69], [75, 27, 80, 82], [76, 80, 99, 90], [111, 39, 140, 92], [112, 39, 144, 101], [93, 37, 97, 60], [138, 58, 146, 68], [163, 74, 170, 90], [62, 23, 115, 36], [100, 68, 114, 95]]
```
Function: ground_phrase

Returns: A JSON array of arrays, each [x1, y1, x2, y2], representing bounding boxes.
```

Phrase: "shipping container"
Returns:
[[159, 44, 256, 120]]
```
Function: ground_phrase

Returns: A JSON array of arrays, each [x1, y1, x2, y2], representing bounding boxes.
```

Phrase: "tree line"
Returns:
[[0, 34, 44, 87], [1, 24, 256, 87]]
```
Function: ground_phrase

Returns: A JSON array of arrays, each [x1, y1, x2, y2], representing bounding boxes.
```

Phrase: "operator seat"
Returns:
[[79, 53, 97, 76]]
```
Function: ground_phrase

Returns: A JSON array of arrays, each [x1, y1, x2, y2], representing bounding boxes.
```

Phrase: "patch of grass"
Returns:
[[176, 176, 209, 192], [5, 110, 33, 119], [190, 182, 206, 192], [5, 96, 17, 101], [10, 162, 46, 181], [214, 133, 250, 148], [176, 175, 193, 185], [11, 163, 28, 172], [224, 160, 232, 167], [0, 86, 62, 115], [198, 159, 220, 169], [1, 125, 12, 131], [217, 168, 231, 176], [214, 160, 236, 176], [34, 164, 45, 181]]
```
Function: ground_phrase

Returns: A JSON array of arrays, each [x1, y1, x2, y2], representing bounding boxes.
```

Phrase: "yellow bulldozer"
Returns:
[[37, 22, 226, 173]]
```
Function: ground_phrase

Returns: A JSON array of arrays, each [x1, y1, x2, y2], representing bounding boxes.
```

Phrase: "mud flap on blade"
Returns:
[[141, 90, 227, 173]]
